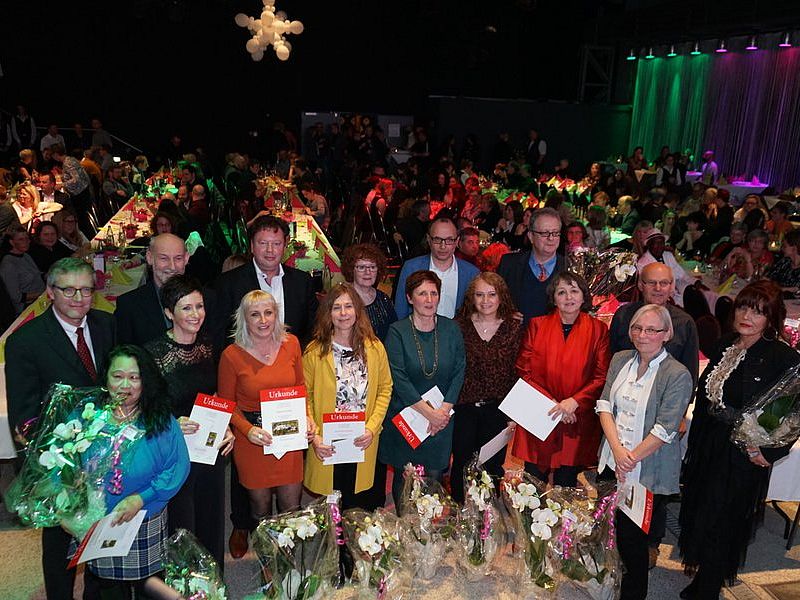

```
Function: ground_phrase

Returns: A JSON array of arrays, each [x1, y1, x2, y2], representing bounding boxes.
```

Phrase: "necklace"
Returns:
[[472, 315, 501, 335], [410, 314, 439, 379], [114, 404, 140, 423]]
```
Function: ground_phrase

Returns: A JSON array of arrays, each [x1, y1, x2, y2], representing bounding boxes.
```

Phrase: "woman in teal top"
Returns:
[[378, 270, 466, 512]]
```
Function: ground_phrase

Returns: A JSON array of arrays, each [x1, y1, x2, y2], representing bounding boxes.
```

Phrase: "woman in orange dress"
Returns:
[[218, 290, 312, 523], [511, 272, 611, 486]]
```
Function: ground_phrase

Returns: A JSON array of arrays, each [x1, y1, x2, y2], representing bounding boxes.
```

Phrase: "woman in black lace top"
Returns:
[[145, 275, 233, 568]]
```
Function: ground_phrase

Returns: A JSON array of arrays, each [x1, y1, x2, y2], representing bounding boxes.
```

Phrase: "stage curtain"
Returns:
[[628, 55, 710, 165], [703, 47, 800, 192]]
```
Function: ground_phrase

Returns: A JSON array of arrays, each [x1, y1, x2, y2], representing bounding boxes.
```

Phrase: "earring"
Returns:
[[762, 327, 777, 341]]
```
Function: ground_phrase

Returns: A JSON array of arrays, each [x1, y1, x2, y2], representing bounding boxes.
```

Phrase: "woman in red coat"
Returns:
[[511, 272, 611, 487]]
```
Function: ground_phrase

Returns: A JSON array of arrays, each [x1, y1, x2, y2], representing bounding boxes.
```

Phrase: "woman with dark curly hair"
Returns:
[[80, 344, 190, 598], [679, 280, 800, 599], [342, 243, 397, 340], [451, 272, 523, 502]]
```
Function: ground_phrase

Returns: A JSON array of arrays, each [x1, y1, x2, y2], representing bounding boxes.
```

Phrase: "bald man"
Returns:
[[115, 233, 217, 346]]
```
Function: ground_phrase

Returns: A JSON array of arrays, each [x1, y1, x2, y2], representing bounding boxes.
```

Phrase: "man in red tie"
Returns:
[[498, 207, 565, 323], [6, 257, 115, 600]]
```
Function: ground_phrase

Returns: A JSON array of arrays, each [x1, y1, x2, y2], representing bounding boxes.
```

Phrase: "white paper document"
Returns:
[[185, 394, 235, 465], [68, 510, 147, 567], [322, 411, 366, 465], [392, 386, 454, 449], [499, 378, 562, 441], [260, 386, 309, 459], [478, 425, 513, 465], [617, 480, 654, 533]]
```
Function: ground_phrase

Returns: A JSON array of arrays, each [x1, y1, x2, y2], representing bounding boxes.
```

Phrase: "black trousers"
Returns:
[[229, 461, 255, 531], [450, 402, 508, 504], [524, 462, 581, 488], [82, 568, 152, 599], [616, 495, 669, 600], [333, 462, 383, 511], [42, 526, 76, 600], [71, 187, 94, 239], [647, 497, 667, 549], [168, 455, 226, 568]]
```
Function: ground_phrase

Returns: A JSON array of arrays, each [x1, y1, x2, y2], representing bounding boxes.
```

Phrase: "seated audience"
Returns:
[[0, 227, 46, 314]]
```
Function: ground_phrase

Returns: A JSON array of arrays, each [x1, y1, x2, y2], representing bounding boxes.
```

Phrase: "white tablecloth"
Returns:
[[719, 183, 769, 204]]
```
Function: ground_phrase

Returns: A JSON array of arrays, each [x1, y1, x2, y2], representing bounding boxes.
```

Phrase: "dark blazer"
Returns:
[[497, 250, 565, 322], [6, 307, 115, 431], [214, 261, 318, 345], [115, 278, 220, 349]]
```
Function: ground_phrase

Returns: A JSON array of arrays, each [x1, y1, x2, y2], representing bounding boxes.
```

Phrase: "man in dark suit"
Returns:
[[115, 233, 219, 347], [213, 214, 318, 557], [6, 257, 115, 600], [215, 214, 318, 344], [497, 207, 565, 323]]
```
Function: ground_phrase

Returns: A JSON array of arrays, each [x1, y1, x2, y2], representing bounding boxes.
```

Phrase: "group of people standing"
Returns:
[[4, 203, 797, 600]]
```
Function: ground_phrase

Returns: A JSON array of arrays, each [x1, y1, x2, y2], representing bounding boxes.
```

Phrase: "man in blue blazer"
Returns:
[[394, 217, 479, 318]]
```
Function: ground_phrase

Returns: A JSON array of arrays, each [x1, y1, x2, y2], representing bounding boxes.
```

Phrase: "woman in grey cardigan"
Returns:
[[596, 304, 693, 600]]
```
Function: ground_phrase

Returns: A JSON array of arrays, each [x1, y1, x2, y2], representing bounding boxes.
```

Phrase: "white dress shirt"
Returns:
[[596, 349, 674, 483], [53, 309, 96, 368], [429, 255, 458, 318], [254, 258, 286, 323]]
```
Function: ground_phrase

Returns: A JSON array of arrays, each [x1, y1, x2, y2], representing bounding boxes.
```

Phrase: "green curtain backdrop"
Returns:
[[628, 55, 710, 165]]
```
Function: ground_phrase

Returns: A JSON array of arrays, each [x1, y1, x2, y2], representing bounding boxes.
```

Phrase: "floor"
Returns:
[[1, 462, 798, 600]]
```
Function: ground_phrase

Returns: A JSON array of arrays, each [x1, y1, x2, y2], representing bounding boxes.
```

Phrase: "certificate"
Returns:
[[68, 510, 147, 567], [322, 411, 366, 465], [392, 386, 454, 449], [478, 425, 513, 465], [617, 480, 654, 533], [260, 386, 309, 459], [185, 393, 235, 465], [499, 378, 562, 441]]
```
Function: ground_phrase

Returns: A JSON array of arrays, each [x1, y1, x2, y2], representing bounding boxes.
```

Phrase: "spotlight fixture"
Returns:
[[715, 39, 728, 53], [627, 48, 637, 61], [645, 47, 655, 59], [746, 36, 758, 50], [667, 45, 677, 57], [690, 41, 702, 55], [779, 32, 792, 47]]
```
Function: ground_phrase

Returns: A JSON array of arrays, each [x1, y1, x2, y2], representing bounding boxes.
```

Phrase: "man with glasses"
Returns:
[[393, 217, 479, 319], [497, 207, 565, 323], [6, 257, 115, 599], [609, 261, 699, 570]]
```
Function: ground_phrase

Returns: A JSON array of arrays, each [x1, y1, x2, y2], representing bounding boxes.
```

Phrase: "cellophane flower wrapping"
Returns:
[[398, 464, 458, 580], [164, 528, 228, 600], [343, 508, 410, 600], [549, 484, 621, 600], [567, 249, 638, 309], [4, 384, 143, 539], [501, 471, 560, 595], [250, 497, 338, 600], [456, 456, 505, 580], [731, 362, 800, 451]]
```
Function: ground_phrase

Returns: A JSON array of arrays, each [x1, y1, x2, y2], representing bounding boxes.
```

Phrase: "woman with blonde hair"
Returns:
[[52, 209, 90, 253], [218, 290, 312, 525], [11, 182, 40, 228], [303, 282, 392, 509]]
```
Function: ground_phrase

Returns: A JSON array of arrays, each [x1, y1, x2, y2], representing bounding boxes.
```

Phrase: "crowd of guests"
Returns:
[[2, 112, 800, 600]]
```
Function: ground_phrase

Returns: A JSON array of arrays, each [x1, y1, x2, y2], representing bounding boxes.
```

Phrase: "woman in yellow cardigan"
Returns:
[[303, 282, 393, 509]]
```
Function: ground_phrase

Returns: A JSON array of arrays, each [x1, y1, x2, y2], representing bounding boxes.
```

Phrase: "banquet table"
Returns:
[[0, 198, 155, 459], [719, 182, 769, 204]]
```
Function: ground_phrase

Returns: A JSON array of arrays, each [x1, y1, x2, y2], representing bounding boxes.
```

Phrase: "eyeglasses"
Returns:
[[532, 230, 561, 239], [641, 279, 673, 288], [630, 325, 666, 336], [354, 264, 378, 272], [430, 236, 457, 246], [52, 285, 95, 298]]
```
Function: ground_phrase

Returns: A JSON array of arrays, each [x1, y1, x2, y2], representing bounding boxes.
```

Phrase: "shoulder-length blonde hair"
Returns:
[[13, 182, 40, 211], [232, 290, 288, 348], [311, 282, 376, 361]]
